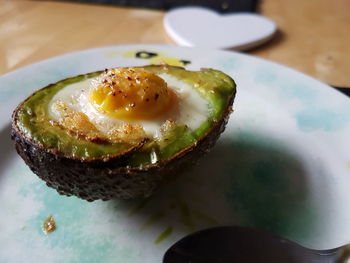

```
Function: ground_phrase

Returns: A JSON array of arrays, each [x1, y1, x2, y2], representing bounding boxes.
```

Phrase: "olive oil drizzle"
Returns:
[[43, 215, 56, 234], [154, 226, 173, 244]]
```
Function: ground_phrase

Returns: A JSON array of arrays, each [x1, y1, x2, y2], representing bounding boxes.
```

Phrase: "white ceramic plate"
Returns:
[[1, 45, 350, 262]]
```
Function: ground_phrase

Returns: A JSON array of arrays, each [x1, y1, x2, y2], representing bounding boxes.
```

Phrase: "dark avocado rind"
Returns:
[[11, 65, 236, 201]]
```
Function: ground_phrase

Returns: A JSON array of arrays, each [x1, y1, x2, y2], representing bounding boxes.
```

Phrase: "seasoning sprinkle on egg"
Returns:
[[89, 68, 176, 120]]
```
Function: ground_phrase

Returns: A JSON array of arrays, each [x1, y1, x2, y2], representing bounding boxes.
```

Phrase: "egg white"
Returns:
[[48, 73, 210, 139]]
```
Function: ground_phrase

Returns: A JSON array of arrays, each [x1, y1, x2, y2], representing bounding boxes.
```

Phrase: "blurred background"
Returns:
[[1, 0, 349, 87]]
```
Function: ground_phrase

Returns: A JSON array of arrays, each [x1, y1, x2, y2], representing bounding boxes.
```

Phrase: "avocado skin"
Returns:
[[11, 67, 236, 201], [11, 97, 233, 201]]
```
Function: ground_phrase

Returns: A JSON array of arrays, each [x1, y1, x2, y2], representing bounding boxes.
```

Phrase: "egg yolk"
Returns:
[[89, 68, 175, 120]]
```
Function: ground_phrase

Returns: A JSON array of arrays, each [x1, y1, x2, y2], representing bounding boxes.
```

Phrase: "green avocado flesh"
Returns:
[[16, 65, 235, 166]]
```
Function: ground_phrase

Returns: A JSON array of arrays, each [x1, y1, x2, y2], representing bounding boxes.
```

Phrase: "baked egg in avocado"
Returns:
[[11, 65, 236, 201]]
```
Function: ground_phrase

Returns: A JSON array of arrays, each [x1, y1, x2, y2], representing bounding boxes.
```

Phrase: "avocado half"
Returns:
[[11, 65, 236, 201]]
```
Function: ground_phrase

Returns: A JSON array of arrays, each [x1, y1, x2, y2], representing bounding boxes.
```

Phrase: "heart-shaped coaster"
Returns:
[[164, 7, 277, 50]]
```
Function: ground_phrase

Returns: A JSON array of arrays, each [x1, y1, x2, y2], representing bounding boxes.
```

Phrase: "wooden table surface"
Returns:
[[1, 0, 349, 87]]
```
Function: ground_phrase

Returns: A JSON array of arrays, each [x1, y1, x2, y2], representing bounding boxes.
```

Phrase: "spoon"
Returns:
[[163, 226, 350, 263]]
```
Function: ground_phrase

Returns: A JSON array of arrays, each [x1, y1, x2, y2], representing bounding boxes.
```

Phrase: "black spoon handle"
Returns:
[[163, 226, 340, 263]]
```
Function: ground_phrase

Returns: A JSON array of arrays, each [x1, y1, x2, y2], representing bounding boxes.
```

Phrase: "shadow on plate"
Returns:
[[0, 124, 17, 177], [110, 131, 320, 244]]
